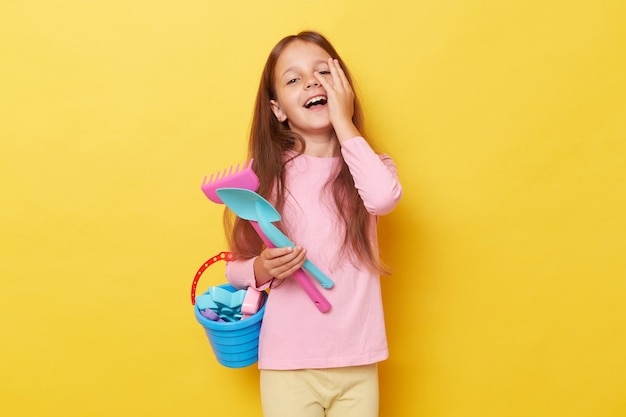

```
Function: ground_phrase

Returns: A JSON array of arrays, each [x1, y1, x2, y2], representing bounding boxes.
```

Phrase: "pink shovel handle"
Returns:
[[291, 269, 331, 313], [250, 221, 331, 313]]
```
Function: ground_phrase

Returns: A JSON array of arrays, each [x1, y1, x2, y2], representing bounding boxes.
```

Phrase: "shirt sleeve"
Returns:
[[340, 136, 403, 215], [225, 257, 272, 291]]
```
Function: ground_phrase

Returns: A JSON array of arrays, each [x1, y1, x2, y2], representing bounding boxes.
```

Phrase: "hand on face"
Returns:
[[314, 58, 355, 129], [270, 40, 361, 143], [315, 58, 360, 142]]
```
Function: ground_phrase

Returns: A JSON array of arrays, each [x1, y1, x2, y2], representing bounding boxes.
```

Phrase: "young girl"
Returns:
[[224, 31, 402, 417]]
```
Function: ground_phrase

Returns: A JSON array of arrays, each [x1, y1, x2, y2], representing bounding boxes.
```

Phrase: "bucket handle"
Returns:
[[190, 251, 235, 305]]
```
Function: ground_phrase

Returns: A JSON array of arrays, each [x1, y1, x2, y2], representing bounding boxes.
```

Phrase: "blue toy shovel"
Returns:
[[216, 188, 334, 289]]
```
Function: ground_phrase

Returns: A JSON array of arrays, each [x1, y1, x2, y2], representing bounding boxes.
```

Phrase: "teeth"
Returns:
[[305, 96, 327, 108]]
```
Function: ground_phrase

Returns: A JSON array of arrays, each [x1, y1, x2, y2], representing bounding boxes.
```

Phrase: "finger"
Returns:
[[276, 259, 307, 279], [274, 261, 300, 279], [272, 247, 307, 279], [314, 70, 333, 91], [259, 247, 291, 272], [288, 246, 307, 266], [325, 58, 343, 91], [329, 58, 350, 90], [264, 246, 294, 261], [280, 245, 306, 266]]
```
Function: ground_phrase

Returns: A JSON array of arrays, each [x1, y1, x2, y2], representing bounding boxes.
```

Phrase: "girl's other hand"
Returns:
[[254, 246, 307, 285], [315, 58, 360, 141]]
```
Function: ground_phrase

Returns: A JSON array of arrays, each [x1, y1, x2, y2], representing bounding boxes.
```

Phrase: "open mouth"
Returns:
[[304, 96, 328, 109]]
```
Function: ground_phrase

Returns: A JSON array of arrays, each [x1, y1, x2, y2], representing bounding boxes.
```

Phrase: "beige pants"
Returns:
[[260, 364, 379, 417]]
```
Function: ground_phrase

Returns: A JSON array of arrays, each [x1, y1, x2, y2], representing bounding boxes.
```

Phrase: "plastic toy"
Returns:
[[216, 188, 334, 289], [191, 251, 267, 368], [200, 162, 332, 313]]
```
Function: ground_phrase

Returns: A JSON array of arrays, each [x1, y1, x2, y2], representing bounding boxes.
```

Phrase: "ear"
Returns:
[[270, 100, 287, 123]]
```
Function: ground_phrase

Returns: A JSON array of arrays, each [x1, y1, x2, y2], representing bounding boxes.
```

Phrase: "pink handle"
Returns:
[[291, 269, 332, 313], [250, 221, 331, 313]]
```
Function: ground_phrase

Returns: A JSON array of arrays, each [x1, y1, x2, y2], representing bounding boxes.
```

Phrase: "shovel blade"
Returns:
[[216, 188, 282, 222]]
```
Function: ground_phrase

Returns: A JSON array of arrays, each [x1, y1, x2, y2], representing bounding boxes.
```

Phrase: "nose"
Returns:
[[305, 76, 320, 89]]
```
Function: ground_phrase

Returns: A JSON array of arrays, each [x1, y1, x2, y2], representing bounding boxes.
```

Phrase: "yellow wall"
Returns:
[[1, 1, 624, 416]]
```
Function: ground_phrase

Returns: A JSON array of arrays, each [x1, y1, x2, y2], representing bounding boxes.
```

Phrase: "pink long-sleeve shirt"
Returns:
[[225, 137, 402, 370]]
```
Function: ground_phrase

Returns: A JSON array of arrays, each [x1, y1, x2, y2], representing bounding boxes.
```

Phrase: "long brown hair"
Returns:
[[226, 31, 384, 273]]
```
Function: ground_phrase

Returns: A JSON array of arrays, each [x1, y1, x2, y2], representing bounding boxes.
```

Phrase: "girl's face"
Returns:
[[270, 40, 334, 140]]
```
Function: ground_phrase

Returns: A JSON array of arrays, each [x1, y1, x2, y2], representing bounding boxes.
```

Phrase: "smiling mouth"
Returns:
[[304, 96, 328, 108]]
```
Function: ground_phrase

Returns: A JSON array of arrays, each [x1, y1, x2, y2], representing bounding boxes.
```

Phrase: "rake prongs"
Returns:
[[202, 159, 254, 186]]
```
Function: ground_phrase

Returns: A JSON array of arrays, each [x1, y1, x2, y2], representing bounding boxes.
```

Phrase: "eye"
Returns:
[[286, 78, 299, 85], [317, 70, 330, 75]]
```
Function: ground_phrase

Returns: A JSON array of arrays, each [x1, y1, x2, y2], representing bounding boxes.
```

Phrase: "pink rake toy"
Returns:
[[201, 160, 260, 203], [201, 160, 332, 313]]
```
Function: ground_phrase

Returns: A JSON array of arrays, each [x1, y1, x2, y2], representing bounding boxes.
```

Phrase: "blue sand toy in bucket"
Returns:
[[196, 287, 249, 322], [191, 252, 267, 368]]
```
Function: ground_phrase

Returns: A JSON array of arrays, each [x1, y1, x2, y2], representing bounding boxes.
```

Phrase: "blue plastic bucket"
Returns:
[[191, 252, 267, 368], [194, 285, 267, 368]]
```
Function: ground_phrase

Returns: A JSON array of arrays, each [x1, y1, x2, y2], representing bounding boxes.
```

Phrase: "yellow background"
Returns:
[[1, 1, 624, 416]]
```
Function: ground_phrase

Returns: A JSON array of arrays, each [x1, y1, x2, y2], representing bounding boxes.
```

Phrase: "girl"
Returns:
[[224, 31, 402, 417]]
